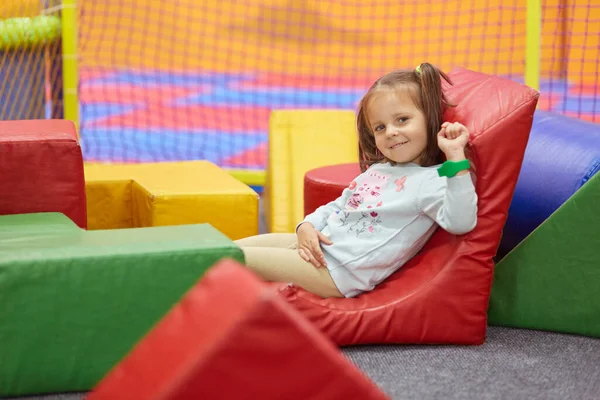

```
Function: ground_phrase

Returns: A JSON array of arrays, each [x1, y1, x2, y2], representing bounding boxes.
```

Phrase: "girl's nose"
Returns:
[[386, 126, 399, 137]]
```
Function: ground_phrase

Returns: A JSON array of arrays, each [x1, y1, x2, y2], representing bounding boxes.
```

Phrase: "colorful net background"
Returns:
[[0, 0, 63, 120], [1, 1, 599, 173]]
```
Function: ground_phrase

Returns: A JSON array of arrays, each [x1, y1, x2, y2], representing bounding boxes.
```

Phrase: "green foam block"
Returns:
[[0, 213, 244, 397], [488, 172, 600, 337]]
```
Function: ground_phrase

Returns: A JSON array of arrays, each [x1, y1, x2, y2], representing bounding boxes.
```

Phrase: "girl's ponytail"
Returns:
[[416, 63, 453, 166]]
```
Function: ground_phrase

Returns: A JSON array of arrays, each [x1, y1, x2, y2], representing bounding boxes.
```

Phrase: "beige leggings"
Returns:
[[234, 233, 344, 298]]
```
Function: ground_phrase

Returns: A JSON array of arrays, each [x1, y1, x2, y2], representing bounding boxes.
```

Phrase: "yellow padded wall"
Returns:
[[264, 110, 359, 233], [85, 161, 259, 240], [86, 180, 133, 229]]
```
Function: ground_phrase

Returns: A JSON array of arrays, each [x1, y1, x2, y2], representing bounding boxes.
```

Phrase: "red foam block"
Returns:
[[304, 163, 360, 217], [0, 120, 87, 228], [86, 259, 388, 400]]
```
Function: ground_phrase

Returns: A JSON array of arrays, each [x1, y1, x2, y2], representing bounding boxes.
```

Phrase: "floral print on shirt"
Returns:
[[338, 171, 406, 237], [345, 170, 390, 210]]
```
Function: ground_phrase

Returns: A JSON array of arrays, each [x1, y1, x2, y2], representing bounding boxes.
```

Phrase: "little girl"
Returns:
[[236, 63, 478, 298]]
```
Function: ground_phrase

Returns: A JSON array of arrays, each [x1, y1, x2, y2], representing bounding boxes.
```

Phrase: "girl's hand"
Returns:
[[296, 222, 333, 268], [437, 122, 469, 161]]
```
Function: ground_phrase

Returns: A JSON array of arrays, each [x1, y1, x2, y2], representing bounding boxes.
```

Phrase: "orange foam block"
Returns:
[[86, 259, 388, 400]]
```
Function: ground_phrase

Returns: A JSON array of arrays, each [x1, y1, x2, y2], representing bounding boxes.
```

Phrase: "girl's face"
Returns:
[[367, 89, 429, 166]]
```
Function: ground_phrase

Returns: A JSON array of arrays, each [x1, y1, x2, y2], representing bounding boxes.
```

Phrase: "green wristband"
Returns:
[[437, 159, 470, 178]]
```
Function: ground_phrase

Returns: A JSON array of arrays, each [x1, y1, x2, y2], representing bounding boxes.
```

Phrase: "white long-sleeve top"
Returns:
[[299, 162, 478, 297]]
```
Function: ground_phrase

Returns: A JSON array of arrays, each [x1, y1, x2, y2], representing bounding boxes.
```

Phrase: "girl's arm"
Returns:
[[418, 172, 478, 235], [296, 186, 355, 231], [420, 121, 477, 234]]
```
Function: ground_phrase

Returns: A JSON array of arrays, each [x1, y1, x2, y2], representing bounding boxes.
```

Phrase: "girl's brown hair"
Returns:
[[357, 63, 453, 172]]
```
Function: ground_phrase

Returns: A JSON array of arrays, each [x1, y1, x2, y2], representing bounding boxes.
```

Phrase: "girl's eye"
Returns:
[[374, 125, 384, 132], [397, 117, 408, 123]]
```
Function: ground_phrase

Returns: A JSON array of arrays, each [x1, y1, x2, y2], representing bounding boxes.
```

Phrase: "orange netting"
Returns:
[[1, 1, 598, 168], [0, 0, 63, 120]]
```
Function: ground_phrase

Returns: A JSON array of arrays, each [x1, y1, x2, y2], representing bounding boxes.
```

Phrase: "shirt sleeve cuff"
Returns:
[[446, 171, 475, 192]]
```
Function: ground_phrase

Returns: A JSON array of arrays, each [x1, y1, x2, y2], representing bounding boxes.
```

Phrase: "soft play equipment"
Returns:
[[0, 119, 86, 228], [496, 110, 600, 259], [304, 163, 361, 217], [87, 259, 389, 400], [263, 110, 359, 233], [489, 171, 600, 338], [278, 68, 539, 345], [85, 161, 259, 240], [0, 213, 243, 397]]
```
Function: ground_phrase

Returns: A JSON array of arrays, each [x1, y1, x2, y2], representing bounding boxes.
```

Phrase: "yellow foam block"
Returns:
[[264, 110, 359, 233], [85, 161, 259, 240]]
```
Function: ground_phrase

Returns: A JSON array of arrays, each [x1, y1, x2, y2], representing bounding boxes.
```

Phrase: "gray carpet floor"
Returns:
[[344, 327, 600, 400], [12, 326, 600, 400]]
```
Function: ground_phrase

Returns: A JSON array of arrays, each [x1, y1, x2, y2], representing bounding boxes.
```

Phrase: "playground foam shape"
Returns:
[[85, 160, 259, 240], [278, 68, 539, 345], [498, 110, 600, 258], [0, 120, 87, 228], [263, 110, 359, 233], [488, 171, 600, 337], [0, 213, 243, 397], [87, 259, 389, 400]]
